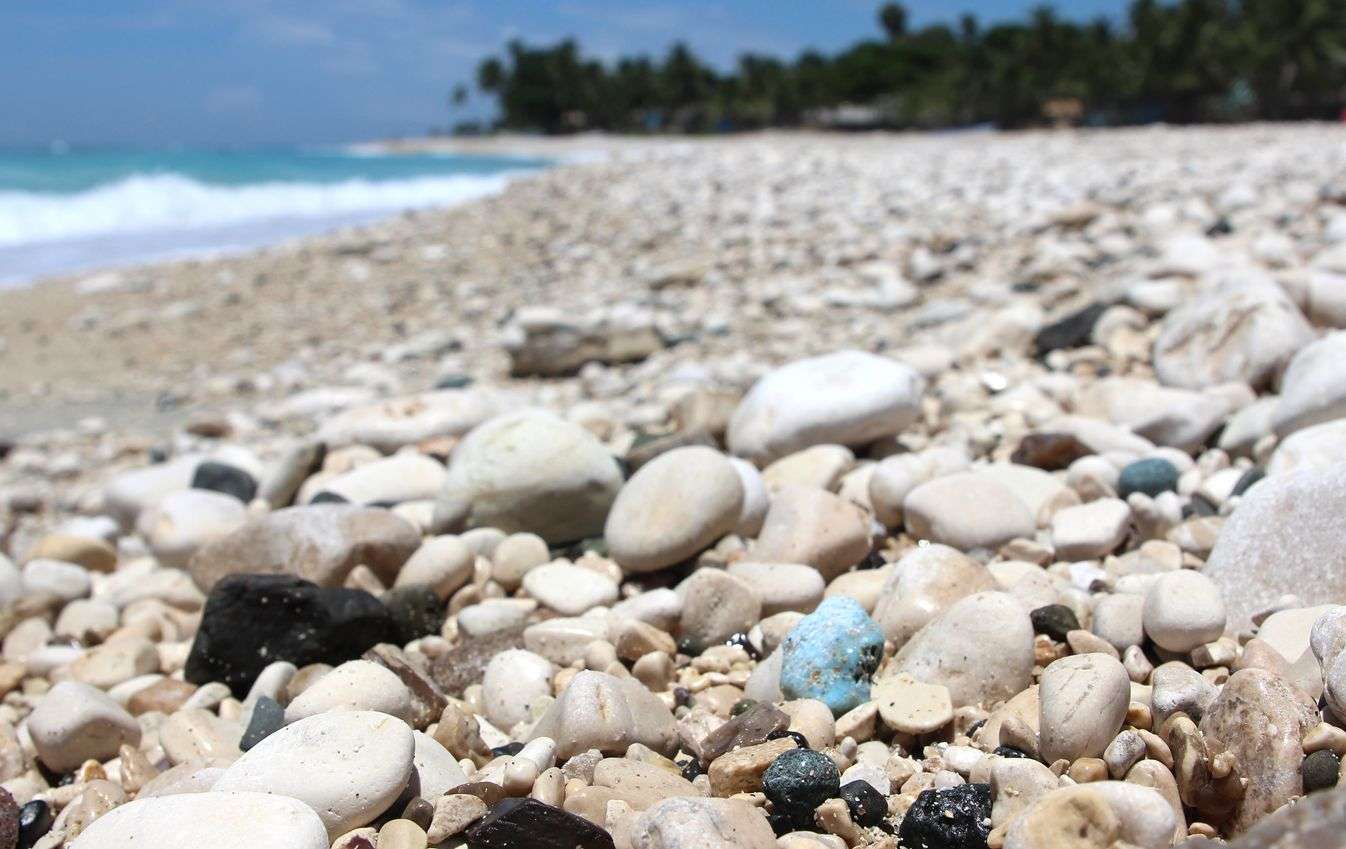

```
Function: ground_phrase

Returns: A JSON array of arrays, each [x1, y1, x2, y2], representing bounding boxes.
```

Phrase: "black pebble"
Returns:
[[840, 780, 887, 827], [725, 632, 760, 660], [383, 584, 447, 644], [677, 636, 703, 656], [240, 696, 285, 751], [491, 742, 526, 757], [898, 784, 991, 849], [993, 745, 1030, 759], [673, 687, 692, 709], [762, 748, 840, 827], [731, 698, 757, 717], [18, 800, 52, 849], [185, 574, 394, 697], [768, 729, 811, 750], [680, 758, 705, 781], [1033, 301, 1107, 357], [309, 491, 349, 504], [191, 460, 258, 502], [1231, 466, 1265, 497], [1030, 604, 1080, 641], [465, 797, 613, 849], [1303, 749, 1340, 793]]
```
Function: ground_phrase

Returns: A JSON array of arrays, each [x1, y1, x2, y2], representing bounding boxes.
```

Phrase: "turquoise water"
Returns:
[[0, 146, 551, 284]]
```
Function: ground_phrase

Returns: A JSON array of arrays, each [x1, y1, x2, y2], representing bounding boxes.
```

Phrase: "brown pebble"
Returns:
[[1011, 432, 1093, 471], [446, 781, 507, 807], [127, 678, 198, 715], [1067, 757, 1108, 783], [402, 797, 434, 830]]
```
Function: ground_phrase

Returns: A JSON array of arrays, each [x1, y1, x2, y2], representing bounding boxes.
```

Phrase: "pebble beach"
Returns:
[[2, 123, 1346, 848]]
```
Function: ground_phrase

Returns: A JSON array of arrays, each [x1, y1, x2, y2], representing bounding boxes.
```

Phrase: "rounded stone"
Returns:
[[1143, 570, 1225, 652], [898, 784, 991, 849], [1303, 749, 1340, 793], [1038, 653, 1131, 763], [891, 592, 1034, 708], [482, 649, 553, 732], [727, 562, 825, 616], [1117, 458, 1179, 499], [29, 681, 141, 773], [727, 350, 925, 465], [678, 569, 761, 649], [779, 597, 884, 715], [872, 544, 996, 646], [840, 780, 887, 827], [606, 446, 744, 574], [433, 410, 624, 545], [762, 748, 841, 826], [283, 660, 414, 724], [522, 562, 618, 616], [213, 710, 416, 838], [1030, 604, 1081, 642], [68, 791, 328, 849], [904, 472, 1035, 552], [394, 536, 474, 599]]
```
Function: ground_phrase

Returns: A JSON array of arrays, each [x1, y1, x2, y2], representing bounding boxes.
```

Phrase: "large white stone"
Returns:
[[69, 791, 328, 849], [213, 710, 415, 838], [1273, 332, 1346, 437], [727, 350, 924, 464], [891, 592, 1034, 708], [137, 488, 248, 569], [434, 410, 624, 544]]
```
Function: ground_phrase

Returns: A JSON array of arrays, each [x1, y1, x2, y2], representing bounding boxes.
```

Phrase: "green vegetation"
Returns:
[[458, 0, 1346, 134]]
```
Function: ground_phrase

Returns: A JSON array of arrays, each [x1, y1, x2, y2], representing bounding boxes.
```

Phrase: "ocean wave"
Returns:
[[0, 171, 522, 247]]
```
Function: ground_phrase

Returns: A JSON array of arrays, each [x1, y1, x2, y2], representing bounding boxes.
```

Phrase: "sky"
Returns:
[[2, 0, 1127, 147]]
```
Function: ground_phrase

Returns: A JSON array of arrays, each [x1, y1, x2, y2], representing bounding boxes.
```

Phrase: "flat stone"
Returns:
[[874, 673, 953, 734], [188, 505, 419, 591], [214, 710, 416, 838], [1050, 498, 1131, 560], [523, 563, 618, 616], [727, 350, 924, 465], [904, 472, 1035, 552], [727, 562, 825, 616], [629, 797, 775, 849], [317, 452, 447, 506], [529, 671, 676, 759], [591, 758, 697, 810], [284, 659, 414, 723], [67, 791, 328, 849], [747, 485, 871, 580], [1038, 653, 1130, 763]]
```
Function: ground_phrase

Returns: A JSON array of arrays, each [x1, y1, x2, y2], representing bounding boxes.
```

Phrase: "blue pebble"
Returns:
[[779, 596, 885, 715], [1117, 457, 1180, 498]]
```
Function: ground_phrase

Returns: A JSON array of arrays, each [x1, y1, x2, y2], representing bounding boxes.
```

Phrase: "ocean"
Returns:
[[0, 146, 550, 285]]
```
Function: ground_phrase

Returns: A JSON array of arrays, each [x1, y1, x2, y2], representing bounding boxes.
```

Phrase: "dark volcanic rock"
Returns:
[[898, 784, 991, 849], [762, 748, 840, 827], [465, 798, 613, 849], [191, 460, 258, 503], [240, 696, 285, 751], [430, 627, 526, 696], [1303, 750, 1340, 794], [383, 585, 446, 644], [1034, 302, 1107, 357], [17, 800, 51, 849], [1030, 604, 1082, 641], [1011, 432, 1093, 471], [185, 574, 394, 697], [840, 780, 887, 827]]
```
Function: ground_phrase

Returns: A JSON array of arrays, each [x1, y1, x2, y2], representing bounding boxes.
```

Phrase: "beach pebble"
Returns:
[[213, 710, 415, 837], [873, 673, 953, 734], [891, 592, 1034, 708], [1142, 570, 1225, 652], [25, 534, 116, 573], [762, 748, 841, 827], [1038, 653, 1130, 762], [137, 489, 248, 569], [1205, 465, 1346, 632], [1117, 458, 1180, 498], [629, 797, 775, 849], [103, 456, 200, 529], [1004, 782, 1175, 849], [523, 562, 619, 616], [872, 544, 996, 645], [185, 574, 393, 696], [316, 389, 507, 453], [728, 458, 769, 537], [528, 670, 675, 759], [22, 558, 90, 601], [727, 562, 824, 616], [482, 649, 553, 731], [188, 505, 419, 590], [778, 597, 884, 715], [283, 659, 414, 723], [1271, 331, 1346, 437], [1152, 280, 1313, 390], [1199, 668, 1318, 833], [465, 797, 613, 849], [29, 681, 141, 773], [1091, 594, 1145, 651], [489, 533, 551, 590], [726, 350, 924, 465], [1050, 498, 1130, 560], [606, 447, 743, 573], [394, 535, 474, 599], [904, 472, 1035, 552], [899, 784, 991, 849], [315, 451, 446, 506], [677, 569, 761, 649], [68, 791, 328, 849], [747, 486, 871, 580], [433, 410, 623, 544]]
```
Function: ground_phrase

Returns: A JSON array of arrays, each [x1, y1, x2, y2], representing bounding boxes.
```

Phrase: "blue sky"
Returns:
[[3, 0, 1126, 146]]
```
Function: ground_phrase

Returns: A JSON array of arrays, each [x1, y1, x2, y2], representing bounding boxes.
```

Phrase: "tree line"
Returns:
[[453, 0, 1346, 134]]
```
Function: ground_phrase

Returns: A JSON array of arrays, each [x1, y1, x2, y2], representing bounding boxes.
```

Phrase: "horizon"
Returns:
[[5, 0, 1127, 147]]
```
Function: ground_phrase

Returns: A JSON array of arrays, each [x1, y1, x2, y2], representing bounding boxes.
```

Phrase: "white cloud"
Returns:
[[250, 14, 336, 46]]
